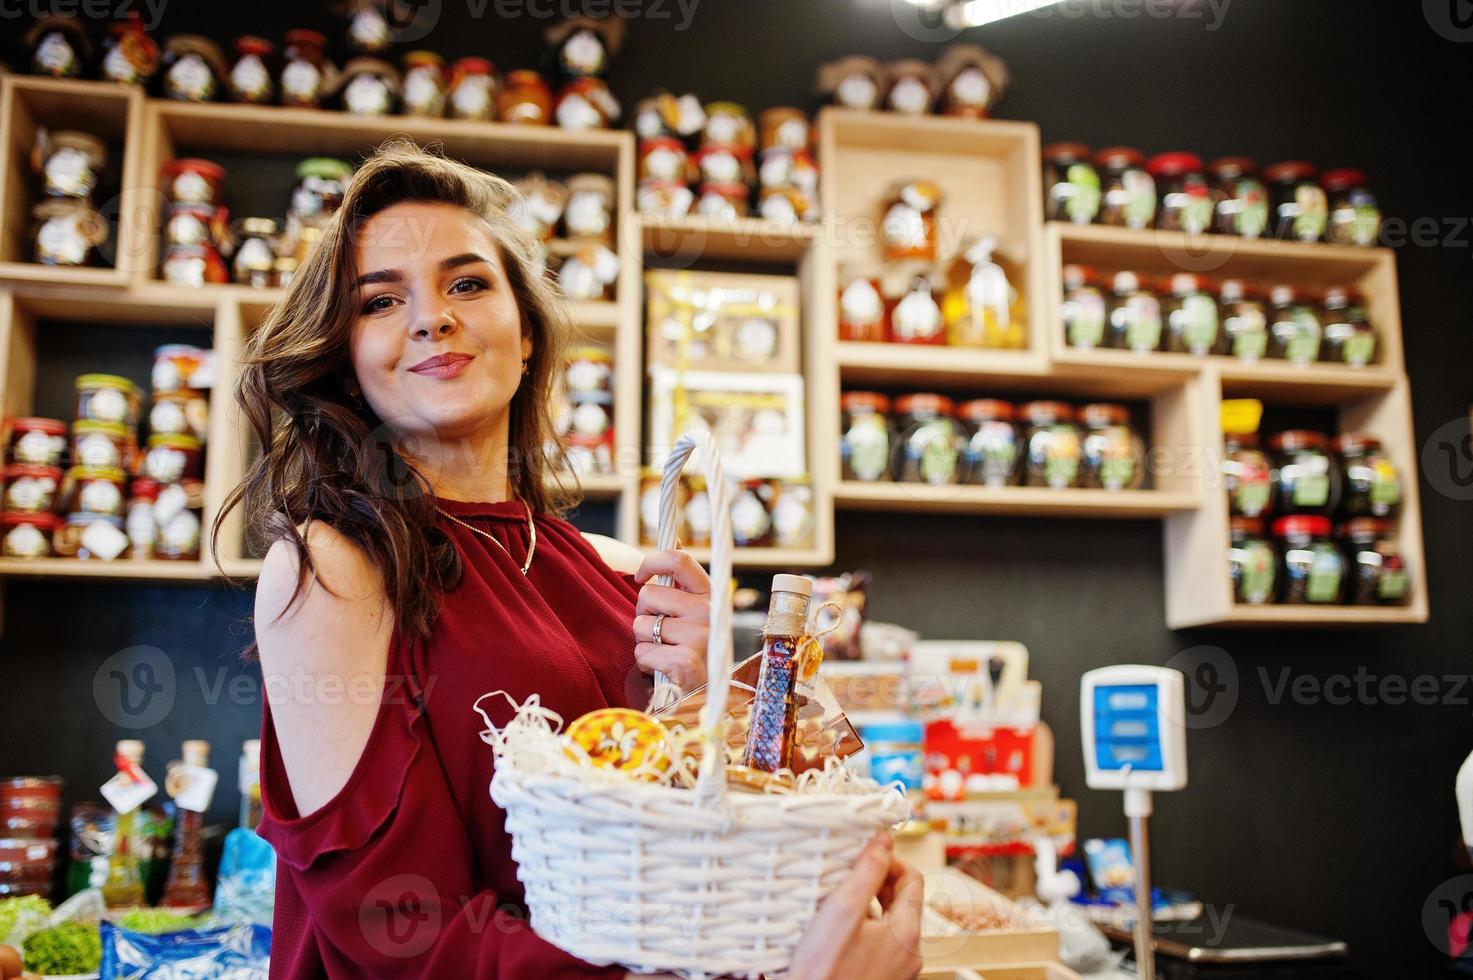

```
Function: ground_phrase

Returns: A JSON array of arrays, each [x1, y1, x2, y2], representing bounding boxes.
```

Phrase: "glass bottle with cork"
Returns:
[[100, 739, 151, 910], [742, 574, 814, 775], [161, 739, 215, 913]]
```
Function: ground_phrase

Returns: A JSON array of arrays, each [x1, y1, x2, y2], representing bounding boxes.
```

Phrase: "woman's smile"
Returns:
[[408, 351, 476, 379]]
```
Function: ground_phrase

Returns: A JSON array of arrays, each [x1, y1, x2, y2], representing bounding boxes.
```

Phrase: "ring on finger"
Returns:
[[651, 613, 667, 646]]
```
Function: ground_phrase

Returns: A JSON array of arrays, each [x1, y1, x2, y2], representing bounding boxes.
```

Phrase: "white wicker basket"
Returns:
[[482, 431, 909, 979]]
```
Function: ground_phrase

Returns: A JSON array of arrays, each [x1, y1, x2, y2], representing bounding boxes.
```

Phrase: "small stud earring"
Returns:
[[521, 358, 530, 376]]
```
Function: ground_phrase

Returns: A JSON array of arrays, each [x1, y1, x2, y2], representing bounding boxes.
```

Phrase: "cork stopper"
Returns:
[[181, 740, 210, 766], [116, 739, 145, 763], [765, 574, 813, 636], [770, 574, 813, 598]]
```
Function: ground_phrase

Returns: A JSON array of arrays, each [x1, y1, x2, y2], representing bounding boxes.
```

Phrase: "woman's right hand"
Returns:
[[786, 832, 925, 980]]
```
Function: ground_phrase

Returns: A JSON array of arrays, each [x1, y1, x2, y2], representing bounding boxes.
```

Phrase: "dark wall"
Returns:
[[3, 1, 1471, 975]]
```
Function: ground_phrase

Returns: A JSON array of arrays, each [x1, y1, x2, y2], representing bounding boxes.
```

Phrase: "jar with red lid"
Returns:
[[1, 513, 59, 559], [1266, 285, 1322, 365], [838, 271, 886, 343], [841, 391, 893, 483], [398, 51, 446, 117], [1223, 431, 1273, 518], [1322, 168, 1381, 248], [1147, 152, 1213, 235], [228, 36, 275, 104], [696, 183, 749, 221], [55, 512, 129, 560], [280, 29, 331, 108], [693, 144, 754, 188], [1020, 401, 1081, 489], [1341, 518, 1410, 606], [556, 77, 619, 130], [1160, 273, 1220, 355], [1079, 402, 1144, 491], [161, 158, 224, 207], [165, 203, 227, 249], [72, 421, 131, 470], [1273, 515, 1344, 604], [162, 243, 229, 287], [958, 399, 1019, 488], [63, 466, 128, 518], [499, 70, 553, 124], [892, 393, 960, 486], [102, 15, 160, 85], [126, 478, 160, 560], [1229, 516, 1277, 605], [731, 479, 774, 548], [888, 274, 945, 345], [1269, 429, 1339, 516], [0, 776, 63, 837], [143, 434, 203, 483], [1219, 279, 1269, 361], [1208, 157, 1269, 239], [7, 417, 68, 467], [1320, 287, 1377, 367], [638, 138, 688, 185], [1265, 161, 1328, 243], [1042, 143, 1100, 225], [1333, 433, 1401, 520], [1095, 147, 1156, 230], [442, 57, 496, 121], [757, 148, 819, 194], [881, 179, 942, 262], [3, 465, 62, 513], [1105, 271, 1162, 354]]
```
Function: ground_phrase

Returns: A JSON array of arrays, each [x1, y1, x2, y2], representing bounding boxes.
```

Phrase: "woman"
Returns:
[[222, 141, 924, 980]]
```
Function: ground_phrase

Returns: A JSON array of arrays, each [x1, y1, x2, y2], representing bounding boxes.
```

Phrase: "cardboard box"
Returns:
[[645, 269, 801, 374], [920, 868, 1059, 970]]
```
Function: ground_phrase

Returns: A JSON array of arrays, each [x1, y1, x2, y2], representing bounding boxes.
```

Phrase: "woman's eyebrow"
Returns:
[[357, 268, 402, 286], [356, 253, 491, 287], [438, 252, 492, 271]]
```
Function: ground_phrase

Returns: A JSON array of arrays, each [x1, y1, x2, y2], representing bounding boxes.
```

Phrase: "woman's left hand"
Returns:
[[631, 548, 711, 691]]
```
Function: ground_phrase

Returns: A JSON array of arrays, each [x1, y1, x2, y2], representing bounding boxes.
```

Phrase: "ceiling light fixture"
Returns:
[[947, 0, 1069, 29]]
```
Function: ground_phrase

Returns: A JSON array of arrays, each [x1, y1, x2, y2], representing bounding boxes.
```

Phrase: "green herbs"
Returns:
[[0, 895, 50, 944], [22, 920, 102, 976], [117, 908, 202, 935]]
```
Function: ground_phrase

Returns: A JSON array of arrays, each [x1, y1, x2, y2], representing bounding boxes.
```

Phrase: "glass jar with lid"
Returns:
[[1147, 152, 1213, 235], [841, 392, 893, 483], [1265, 161, 1328, 243], [731, 479, 774, 548], [1160, 273, 1220, 356], [887, 274, 945, 345], [1079, 403, 1144, 491], [1218, 279, 1270, 362], [1333, 433, 1401, 520], [499, 70, 553, 124], [36, 131, 106, 200], [943, 238, 1022, 349], [1269, 429, 1340, 516], [32, 200, 107, 268], [1341, 518, 1410, 606], [770, 478, 815, 549], [1094, 146, 1156, 230], [1322, 169, 1381, 248], [401, 51, 447, 117], [1266, 285, 1322, 365], [891, 394, 960, 486], [231, 217, 279, 287], [958, 399, 1019, 488], [1105, 271, 1162, 354], [1042, 143, 1100, 225], [1020, 401, 1081, 489], [1223, 431, 1273, 518], [1061, 264, 1107, 350], [838, 270, 886, 343], [161, 35, 226, 102], [228, 36, 276, 104], [1273, 515, 1344, 604], [1229, 516, 1277, 605], [1208, 156, 1269, 239], [1, 512, 59, 559], [880, 179, 941, 262], [1320, 287, 1377, 368], [884, 60, 936, 116], [75, 374, 139, 428], [280, 29, 331, 108]]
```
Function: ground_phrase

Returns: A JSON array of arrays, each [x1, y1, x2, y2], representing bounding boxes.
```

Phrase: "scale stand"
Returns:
[[1125, 784, 1155, 980]]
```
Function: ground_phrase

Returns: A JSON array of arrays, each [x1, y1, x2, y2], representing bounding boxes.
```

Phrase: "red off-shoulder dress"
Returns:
[[257, 497, 650, 979]]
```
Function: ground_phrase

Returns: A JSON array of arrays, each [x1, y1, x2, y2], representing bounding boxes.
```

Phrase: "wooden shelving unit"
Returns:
[[640, 214, 817, 263], [834, 482, 1200, 518]]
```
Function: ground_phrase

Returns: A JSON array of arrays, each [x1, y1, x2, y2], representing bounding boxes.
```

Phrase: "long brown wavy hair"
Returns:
[[215, 140, 578, 640]]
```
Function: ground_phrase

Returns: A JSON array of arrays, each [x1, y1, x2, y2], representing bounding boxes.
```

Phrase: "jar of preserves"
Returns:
[[563, 173, 615, 243], [35, 131, 106, 200], [884, 60, 936, 115], [153, 345, 208, 394], [958, 399, 1019, 488], [161, 159, 223, 210], [1147, 152, 1213, 235], [1061, 264, 1107, 350], [841, 391, 892, 483], [731, 479, 774, 548], [1042, 143, 1100, 225], [935, 44, 1007, 119], [1105, 271, 1162, 354], [1079, 402, 1144, 491], [162, 243, 229, 287], [683, 475, 712, 548], [1218, 279, 1269, 362], [102, 15, 160, 86], [759, 107, 809, 152], [32, 200, 107, 267], [1, 513, 59, 559], [1273, 515, 1343, 604], [636, 181, 693, 220], [880, 179, 941, 261], [1208, 156, 1269, 239], [1320, 286, 1377, 367], [344, 0, 392, 53], [154, 484, 203, 561], [165, 203, 227, 249], [561, 432, 611, 477], [1223, 432, 1273, 518], [1341, 518, 1410, 606], [8, 418, 68, 468], [75, 375, 139, 428], [838, 272, 886, 343], [693, 144, 754, 188], [400, 51, 447, 117], [758, 186, 813, 225], [54, 513, 129, 560], [143, 434, 202, 483], [1322, 169, 1381, 248], [65, 466, 128, 518], [1334, 433, 1401, 520], [758, 148, 819, 194], [702, 102, 756, 150], [499, 70, 554, 124], [511, 172, 568, 242], [280, 30, 331, 108], [1161, 273, 1220, 355], [1266, 285, 1322, 365], [817, 56, 884, 111], [231, 217, 278, 287], [892, 394, 959, 486], [638, 138, 688, 185], [1094, 147, 1156, 230], [564, 346, 613, 396], [942, 238, 1022, 349], [556, 77, 619, 130], [1020, 401, 1081, 490], [27, 16, 88, 78], [770, 478, 815, 549], [696, 183, 749, 220], [1269, 429, 1339, 516], [447, 57, 499, 121], [337, 57, 399, 116], [3, 465, 62, 513], [888, 274, 945, 345], [149, 391, 209, 443], [1265, 161, 1328, 243], [289, 158, 352, 234], [161, 35, 226, 102], [565, 392, 612, 442], [124, 479, 159, 559], [1229, 516, 1277, 605], [228, 36, 275, 104]]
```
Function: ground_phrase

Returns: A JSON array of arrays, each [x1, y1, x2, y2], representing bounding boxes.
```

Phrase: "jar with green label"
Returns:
[[1265, 161, 1328, 243], [1105, 271, 1162, 354], [1147, 152, 1213, 235], [1273, 515, 1343, 604], [1269, 429, 1340, 517], [1322, 169, 1381, 248], [1042, 143, 1100, 226], [1094, 146, 1156, 230], [892, 394, 960, 486], [1021, 401, 1081, 490], [958, 399, 1019, 488], [1333, 433, 1401, 520], [1160, 273, 1220, 356], [1266, 285, 1322, 365], [1061, 264, 1107, 350], [1320, 287, 1377, 368], [1209, 156, 1269, 239], [1223, 432, 1273, 519], [1218, 279, 1269, 361], [1341, 518, 1410, 606], [841, 391, 893, 483], [1079, 403, 1144, 491], [1229, 516, 1277, 604]]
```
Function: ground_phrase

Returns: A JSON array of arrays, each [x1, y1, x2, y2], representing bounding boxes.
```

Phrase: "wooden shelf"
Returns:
[[682, 544, 832, 570], [835, 341, 1047, 389], [0, 559, 216, 582], [641, 215, 817, 263], [1171, 603, 1428, 630], [0, 263, 131, 288], [834, 481, 1200, 518]]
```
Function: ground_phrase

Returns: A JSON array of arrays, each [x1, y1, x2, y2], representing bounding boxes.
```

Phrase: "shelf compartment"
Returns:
[[835, 341, 1050, 390], [834, 481, 1200, 518], [682, 545, 832, 570], [0, 558, 217, 581], [640, 214, 817, 263], [1177, 603, 1428, 629]]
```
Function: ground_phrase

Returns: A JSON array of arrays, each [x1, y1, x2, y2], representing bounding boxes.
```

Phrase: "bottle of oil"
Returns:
[[743, 574, 814, 773], [161, 740, 213, 913], [100, 739, 147, 910]]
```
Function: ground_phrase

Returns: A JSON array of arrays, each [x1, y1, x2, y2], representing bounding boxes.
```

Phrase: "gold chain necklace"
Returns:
[[435, 501, 536, 575]]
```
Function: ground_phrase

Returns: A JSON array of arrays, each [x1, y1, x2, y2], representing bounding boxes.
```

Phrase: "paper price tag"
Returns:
[[167, 763, 218, 814], [100, 769, 157, 816]]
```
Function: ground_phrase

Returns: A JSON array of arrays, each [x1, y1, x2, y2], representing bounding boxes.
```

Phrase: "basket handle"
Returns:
[[652, 431, 733, 806]]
